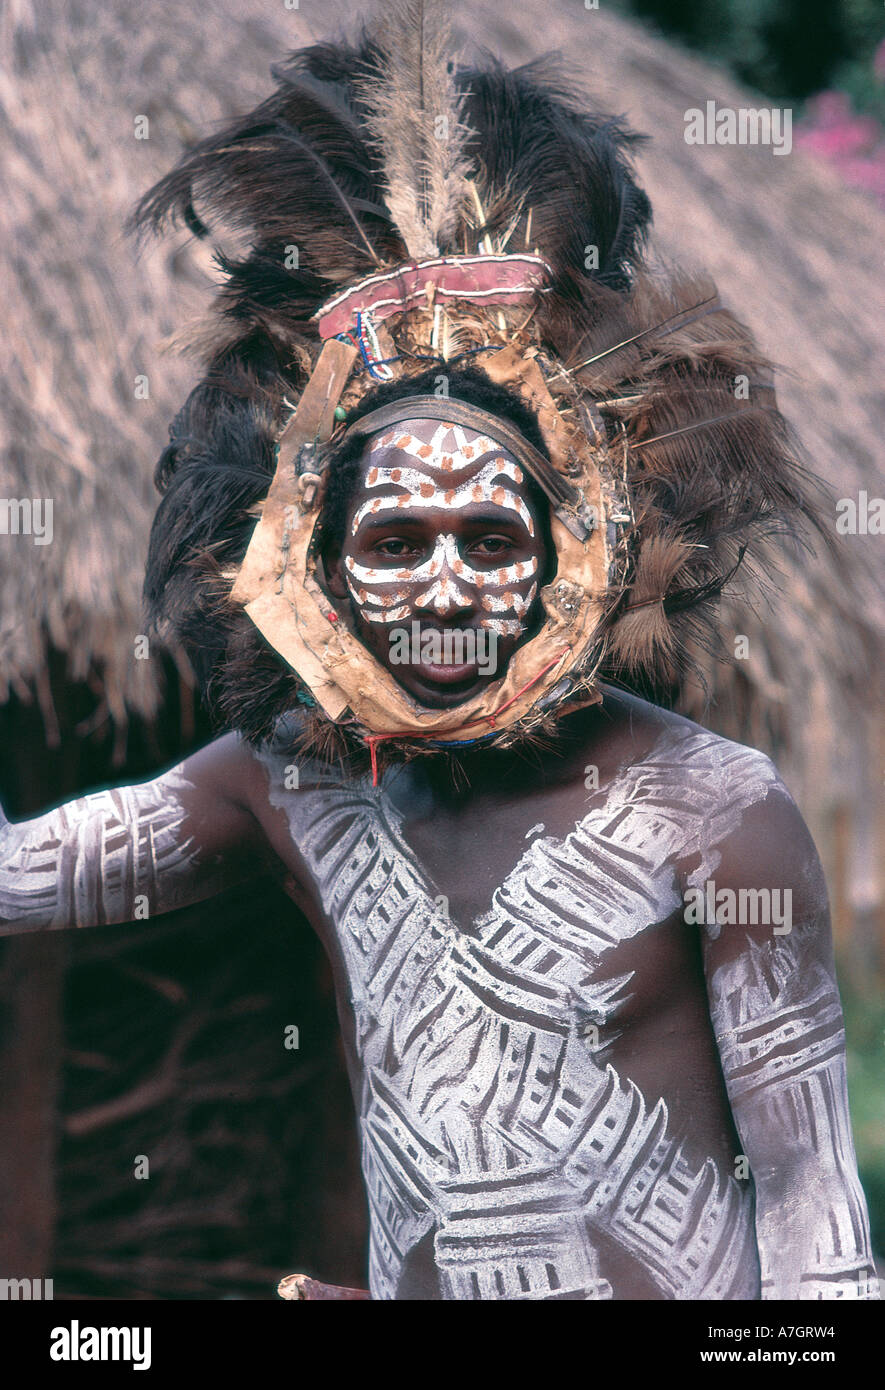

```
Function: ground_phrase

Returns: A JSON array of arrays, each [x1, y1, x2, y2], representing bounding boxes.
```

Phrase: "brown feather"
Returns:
[[353, 0, 472, 257]]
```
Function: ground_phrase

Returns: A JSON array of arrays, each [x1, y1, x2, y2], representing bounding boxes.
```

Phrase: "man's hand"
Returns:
[[694, 753, 879, 1299], [0, 733, 269, 935]]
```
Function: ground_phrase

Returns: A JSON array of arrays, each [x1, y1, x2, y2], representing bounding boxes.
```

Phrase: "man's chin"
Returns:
[[393, 666, 497, 710]]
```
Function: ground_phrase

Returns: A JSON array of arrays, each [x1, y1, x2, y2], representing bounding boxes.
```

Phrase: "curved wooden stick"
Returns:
[[277, 1273, 371, 1301]]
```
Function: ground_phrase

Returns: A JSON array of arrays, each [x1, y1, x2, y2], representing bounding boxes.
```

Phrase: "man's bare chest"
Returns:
[[268, 751, 702, 1042], [259, 720, 783, 1081], [254, 715, 787, 1299]]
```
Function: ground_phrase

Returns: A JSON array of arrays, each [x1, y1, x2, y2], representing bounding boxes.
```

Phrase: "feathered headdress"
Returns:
[[133, 0, 820, 779]]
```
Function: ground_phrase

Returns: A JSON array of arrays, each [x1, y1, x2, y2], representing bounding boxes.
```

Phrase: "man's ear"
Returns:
[[323, 543, 349, 600]]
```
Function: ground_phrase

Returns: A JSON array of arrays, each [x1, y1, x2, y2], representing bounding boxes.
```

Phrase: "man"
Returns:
[[0, 1, 878, 1299], [0, 391, 878, 1300]]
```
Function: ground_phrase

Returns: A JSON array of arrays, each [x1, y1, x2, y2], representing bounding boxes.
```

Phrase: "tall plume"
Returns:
[[355, 0, 473, 258]]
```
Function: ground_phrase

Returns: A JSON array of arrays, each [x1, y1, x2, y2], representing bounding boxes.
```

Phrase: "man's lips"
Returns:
[[407, 626, 488, 685], [414, 657, 481, 685]]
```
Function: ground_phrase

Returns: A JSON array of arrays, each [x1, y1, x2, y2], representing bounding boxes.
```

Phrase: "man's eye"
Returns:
[[373, 539, 418, 559], [469, 537, 513, 557]]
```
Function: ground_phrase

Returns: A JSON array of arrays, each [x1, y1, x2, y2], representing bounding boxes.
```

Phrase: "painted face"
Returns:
[[329, 416, 549, 709]]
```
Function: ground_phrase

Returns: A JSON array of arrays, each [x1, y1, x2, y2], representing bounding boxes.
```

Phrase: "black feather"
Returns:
[[134, 20, 823, 747], [456, 54, 652, 290]]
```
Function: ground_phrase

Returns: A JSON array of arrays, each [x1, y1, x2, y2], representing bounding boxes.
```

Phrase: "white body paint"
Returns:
[[1, 716, 874, 1300], [0, 773, 207, 929], [705, 927, 871, 1298], [352, 459, 533, 536], [261, 720, 878, 1300]]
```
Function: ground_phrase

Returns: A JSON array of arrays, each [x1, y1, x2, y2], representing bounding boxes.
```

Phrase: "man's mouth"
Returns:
[[371, 618, 505, 705], [416, 654, 481, 684], [407, 664, 486, 708], [406, 623, 492, 685]]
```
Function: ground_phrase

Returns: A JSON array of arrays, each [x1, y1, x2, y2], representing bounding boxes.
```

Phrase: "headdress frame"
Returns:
[[229, 254, 630, 766]]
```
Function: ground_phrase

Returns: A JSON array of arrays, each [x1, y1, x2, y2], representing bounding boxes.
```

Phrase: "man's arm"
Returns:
[[694, 754, 879, 1300], [0, 733, 269, 935]]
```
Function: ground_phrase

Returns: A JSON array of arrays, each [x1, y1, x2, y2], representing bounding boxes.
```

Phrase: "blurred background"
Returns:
[[1, 0, 883, 1298]]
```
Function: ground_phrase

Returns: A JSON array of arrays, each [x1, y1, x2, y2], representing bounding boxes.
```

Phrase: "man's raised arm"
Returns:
[[0, 733, 268, 935], [693, 753, 879, 1300]]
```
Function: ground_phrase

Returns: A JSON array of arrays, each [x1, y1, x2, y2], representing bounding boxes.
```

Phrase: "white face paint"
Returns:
[[344, 421, 543, 637], [259, 719, 879, 1301], [351, 423, 536, 537], [346, 533, 539, 632]]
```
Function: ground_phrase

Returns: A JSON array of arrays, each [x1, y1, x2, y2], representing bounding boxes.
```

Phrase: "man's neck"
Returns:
[[385, 692, 626, 809]]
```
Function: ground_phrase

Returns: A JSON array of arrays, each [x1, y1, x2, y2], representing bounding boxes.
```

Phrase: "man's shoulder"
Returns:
[[575, 693, 826, 917], [590, 685, 782, 791], [601, 692, 824, 887], [243, 709, 361, 790]]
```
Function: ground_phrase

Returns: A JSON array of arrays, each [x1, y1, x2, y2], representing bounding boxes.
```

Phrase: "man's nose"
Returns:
[[413, 539, 479, 618], [415, 570, 477, 617]]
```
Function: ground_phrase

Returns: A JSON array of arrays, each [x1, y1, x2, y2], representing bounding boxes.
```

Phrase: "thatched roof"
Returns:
[[2, 0, 883, 786]]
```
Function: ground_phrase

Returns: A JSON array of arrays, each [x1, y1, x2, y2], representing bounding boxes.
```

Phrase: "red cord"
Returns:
[[367, 735, 381, 786]]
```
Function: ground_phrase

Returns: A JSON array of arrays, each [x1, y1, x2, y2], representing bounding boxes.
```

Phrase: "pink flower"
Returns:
[[794, 86, 885, 209]]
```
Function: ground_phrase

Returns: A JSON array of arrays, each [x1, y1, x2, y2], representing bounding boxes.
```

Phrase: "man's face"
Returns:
[[326, 416, 549, 709]]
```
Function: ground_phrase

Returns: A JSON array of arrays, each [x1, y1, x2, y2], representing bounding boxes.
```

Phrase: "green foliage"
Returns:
[[612, 0, 885, 107], [840, 968, 885, 1256], [829, 0, 885, 120]]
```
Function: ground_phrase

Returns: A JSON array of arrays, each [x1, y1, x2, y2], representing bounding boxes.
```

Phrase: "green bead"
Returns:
[[334, 405, 348, 421]]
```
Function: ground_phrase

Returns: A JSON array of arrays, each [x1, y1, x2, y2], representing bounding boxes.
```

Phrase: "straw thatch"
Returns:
[[2, 0, 883, 789], [2, 0, 883, 1303]]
